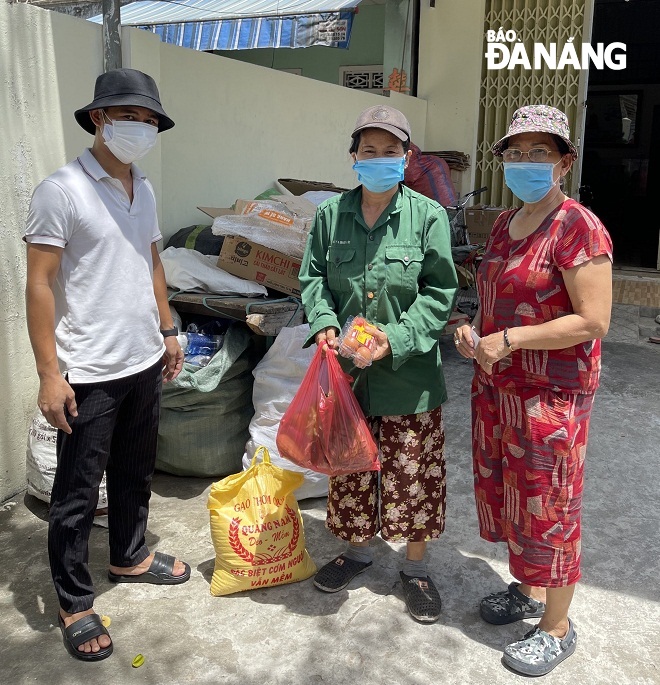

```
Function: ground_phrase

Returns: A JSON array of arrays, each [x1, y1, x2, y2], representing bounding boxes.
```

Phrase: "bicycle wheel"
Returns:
[[454, 261, 479, 319]]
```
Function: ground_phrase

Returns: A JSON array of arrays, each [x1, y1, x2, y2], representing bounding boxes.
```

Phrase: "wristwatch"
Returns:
[[160, 326, 179, 338]]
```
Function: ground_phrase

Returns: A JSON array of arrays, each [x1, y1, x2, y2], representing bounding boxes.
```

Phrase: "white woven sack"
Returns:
[[26, 406, 108, 507], [242, 324, 328, 500], [160, 246, 268, 296]]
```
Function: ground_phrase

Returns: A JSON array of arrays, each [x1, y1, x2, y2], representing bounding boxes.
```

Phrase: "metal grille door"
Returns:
[[477, 0, 591, 206]]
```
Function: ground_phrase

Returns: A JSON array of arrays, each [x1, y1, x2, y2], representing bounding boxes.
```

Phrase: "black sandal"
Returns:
[[313, 555, 372, 593], [400, 572, 442, 623], [107, 551, 191, 585], [58, 613, 113, 662], [480, 582, 545, 625]]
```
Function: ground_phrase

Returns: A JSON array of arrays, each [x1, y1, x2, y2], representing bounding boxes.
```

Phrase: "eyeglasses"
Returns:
[[502, 148, 558, 163]]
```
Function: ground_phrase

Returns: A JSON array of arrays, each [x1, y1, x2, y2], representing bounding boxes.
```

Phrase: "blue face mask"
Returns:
[[353, 157, 406, 193], [503, 162, 560, 203]]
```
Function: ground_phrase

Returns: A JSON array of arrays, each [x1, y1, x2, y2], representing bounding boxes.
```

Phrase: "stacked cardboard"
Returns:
[[465, 204, 507, 244], [199, 195, 318, 296]]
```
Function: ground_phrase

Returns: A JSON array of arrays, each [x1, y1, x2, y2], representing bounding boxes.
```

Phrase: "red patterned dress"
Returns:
[[472, 199, 612, 587]]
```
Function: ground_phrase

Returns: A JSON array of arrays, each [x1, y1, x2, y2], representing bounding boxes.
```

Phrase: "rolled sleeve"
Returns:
[[24, 234, 67, 248], [554, 205, 613, 271]]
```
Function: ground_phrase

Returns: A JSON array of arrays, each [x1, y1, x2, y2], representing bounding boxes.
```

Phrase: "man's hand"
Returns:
[[162, 336, 184, 382], [38, 375, 77, 434]]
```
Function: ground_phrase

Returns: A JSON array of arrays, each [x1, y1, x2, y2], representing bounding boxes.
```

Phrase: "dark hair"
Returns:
[[552, 134, 571, 156], [349, 130, 410, 155]]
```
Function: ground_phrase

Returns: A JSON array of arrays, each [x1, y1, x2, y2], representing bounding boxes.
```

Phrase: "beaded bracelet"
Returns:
[[503, 327, 514, 351]]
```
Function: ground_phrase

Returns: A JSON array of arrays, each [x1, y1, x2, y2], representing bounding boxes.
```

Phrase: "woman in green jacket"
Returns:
[[298, 104, 458, 623]]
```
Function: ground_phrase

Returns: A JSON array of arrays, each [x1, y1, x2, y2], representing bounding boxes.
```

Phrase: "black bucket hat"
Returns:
[[74, 68, 175, 134]]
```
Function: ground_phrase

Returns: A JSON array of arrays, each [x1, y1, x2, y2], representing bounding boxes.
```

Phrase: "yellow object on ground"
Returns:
[[132, 654, 145, 668]]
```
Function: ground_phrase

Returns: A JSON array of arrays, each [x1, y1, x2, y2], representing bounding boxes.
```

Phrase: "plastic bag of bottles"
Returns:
[[184, 322, 225, 368]]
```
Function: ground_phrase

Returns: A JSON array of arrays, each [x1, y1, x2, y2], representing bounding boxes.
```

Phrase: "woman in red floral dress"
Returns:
[[454, 105, 613, 677]]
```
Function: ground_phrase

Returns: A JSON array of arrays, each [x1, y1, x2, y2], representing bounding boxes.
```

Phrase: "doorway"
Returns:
[[580, 0, 660, 270]]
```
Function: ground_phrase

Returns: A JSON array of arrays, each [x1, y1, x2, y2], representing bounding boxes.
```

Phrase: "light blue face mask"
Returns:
[[352, 157, 406, 193], [503, 162, 561, 204]]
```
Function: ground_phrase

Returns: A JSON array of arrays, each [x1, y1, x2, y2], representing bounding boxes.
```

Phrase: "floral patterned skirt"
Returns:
[[326, 407, 446, 543]]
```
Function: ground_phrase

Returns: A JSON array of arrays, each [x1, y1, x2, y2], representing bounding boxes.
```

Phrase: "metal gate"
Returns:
[[476, 0, 593, 206]]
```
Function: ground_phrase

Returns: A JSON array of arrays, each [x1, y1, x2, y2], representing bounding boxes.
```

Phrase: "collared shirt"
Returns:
[[299, 185, 458, 417], [24, 148, 164, 382]]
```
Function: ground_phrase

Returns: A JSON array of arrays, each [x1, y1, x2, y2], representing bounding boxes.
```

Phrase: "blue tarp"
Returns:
[[89, 0, 361, 50]]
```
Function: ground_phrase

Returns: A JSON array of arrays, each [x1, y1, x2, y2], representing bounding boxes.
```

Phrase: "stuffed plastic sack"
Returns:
[[276, 346, 380, 477], [160, 246, 267, 296], [157, 323, 257, 478], [404, 143, 457, 207], [26, 406, 108, 507], [242, 324, 327, 500], [207, 446, 316, 596]]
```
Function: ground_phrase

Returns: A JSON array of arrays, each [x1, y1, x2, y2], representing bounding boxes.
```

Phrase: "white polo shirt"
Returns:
[[24, 149, 165, 383]]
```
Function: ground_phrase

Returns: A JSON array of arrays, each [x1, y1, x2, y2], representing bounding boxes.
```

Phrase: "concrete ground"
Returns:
[[1, 304, 659, 685]]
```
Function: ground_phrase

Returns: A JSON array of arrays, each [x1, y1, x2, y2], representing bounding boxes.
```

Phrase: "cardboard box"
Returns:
[[217, 235, 302, 296], [268, 195, 317, 223], [278, 178, 349, 196], [198, 206, 234, 219], [464, 204, 507, 244], [199, 196, 317, 230]]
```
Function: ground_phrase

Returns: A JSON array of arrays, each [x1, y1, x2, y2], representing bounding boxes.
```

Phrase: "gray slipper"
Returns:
[[480, 582, 545, 625], [503, 618, 577, 676]]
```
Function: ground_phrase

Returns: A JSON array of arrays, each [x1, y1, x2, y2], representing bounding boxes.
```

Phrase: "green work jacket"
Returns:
[[299, 184, 458, 417]]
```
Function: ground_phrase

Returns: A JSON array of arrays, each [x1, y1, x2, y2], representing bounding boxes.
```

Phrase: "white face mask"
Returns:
[[101, 112, 158, 164]]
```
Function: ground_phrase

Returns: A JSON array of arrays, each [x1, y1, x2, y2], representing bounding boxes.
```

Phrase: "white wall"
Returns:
[[151, 43, 427, 238], [0, 3, 103, 501], [417, 0, 487, 194], [0, 3, 427, 501]]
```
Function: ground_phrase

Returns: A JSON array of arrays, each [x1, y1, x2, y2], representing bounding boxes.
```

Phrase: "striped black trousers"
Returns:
[[49, 360, 162, 613]]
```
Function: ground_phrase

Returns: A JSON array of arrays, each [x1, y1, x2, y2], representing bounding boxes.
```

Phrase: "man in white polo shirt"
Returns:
[[24, 69, 188, 662]]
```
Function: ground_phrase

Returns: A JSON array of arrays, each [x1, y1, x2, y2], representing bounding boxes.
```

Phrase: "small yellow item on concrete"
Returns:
[[132, 654, 145, 668], [101, 615, 111, 628]]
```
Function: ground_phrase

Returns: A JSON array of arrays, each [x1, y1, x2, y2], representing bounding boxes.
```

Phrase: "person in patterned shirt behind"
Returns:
[[454, 104, 613, 677]]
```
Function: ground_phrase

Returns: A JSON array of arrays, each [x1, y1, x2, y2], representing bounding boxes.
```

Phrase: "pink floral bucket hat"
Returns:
[[491, 104, 577, 159]]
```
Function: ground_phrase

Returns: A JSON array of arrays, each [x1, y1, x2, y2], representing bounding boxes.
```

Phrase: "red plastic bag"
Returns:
[[276, 346, 380, 476]]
